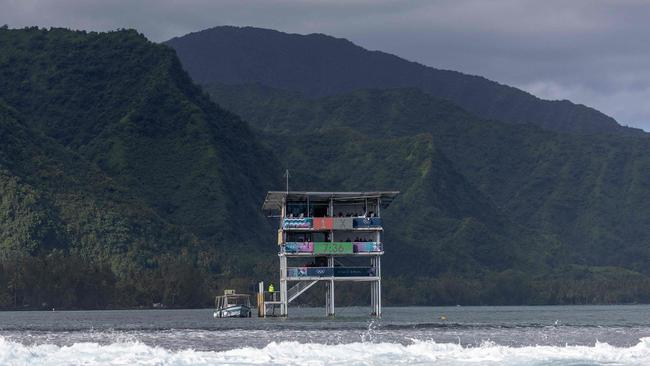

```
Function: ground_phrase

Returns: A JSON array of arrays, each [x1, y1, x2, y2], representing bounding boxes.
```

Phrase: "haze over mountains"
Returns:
[[166, 26, 643, 136], [1, 25, 650, 308]]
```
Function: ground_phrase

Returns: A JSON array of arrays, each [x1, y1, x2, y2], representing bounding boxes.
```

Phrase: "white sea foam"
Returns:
[[2, 337, 650, 366]]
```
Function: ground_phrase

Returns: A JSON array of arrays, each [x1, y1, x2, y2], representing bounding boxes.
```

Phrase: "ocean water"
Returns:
[[1, 305, 650, 365]]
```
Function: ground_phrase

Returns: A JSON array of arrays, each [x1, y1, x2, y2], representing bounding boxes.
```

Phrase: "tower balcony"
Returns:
[[287, 266, 377, 279], [282, 241, 383, 255], [282, 217, 382, 230]]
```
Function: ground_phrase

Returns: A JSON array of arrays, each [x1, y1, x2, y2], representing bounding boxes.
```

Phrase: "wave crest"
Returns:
[[2, 337, 650, 365]]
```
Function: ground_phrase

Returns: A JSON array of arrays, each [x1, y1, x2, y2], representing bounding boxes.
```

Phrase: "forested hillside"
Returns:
[[0, 28, 280, 309], [166, 26, 642, 136], [3, 26, 650, 308], [205, 82, 650, 304]]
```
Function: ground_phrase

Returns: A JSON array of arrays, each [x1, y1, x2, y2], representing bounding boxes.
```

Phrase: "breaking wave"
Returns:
[[2, 336, 650, 365]]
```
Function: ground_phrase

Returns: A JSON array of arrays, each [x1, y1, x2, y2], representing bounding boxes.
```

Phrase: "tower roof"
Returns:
[[262, 191, 399, 212]]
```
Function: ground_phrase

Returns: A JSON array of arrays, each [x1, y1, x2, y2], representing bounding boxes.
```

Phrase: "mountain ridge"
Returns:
[[165, 26, 643, 136]]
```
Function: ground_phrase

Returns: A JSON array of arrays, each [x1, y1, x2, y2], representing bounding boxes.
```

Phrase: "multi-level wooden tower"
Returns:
[[260, 191, 399, 317]]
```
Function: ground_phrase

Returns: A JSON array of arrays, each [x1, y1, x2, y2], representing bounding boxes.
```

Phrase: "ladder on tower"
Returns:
[[287, 280, 318, 303]]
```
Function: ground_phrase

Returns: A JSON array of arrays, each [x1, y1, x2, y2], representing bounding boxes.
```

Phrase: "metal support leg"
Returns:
[[325, 281, 335, 316], [325, 281, 330, 315], [280, 255, 288, 317], [377, 256, 382, 317], [328, 279, 335, 316], [370, 257, 376, 315], [326, 256, 335, 316], [370, 282, 375, 316], [369, 256, 382, 318]]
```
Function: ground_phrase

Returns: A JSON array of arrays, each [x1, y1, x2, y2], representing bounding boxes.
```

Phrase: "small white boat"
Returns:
[[213, 290, 252, 318]]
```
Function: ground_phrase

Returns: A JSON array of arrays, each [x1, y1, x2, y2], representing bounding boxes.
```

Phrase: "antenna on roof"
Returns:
[[284, 169, 290, 193]]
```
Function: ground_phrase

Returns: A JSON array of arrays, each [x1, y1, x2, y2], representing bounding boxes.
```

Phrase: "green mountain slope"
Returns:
[[0, 100, 214, 308], [0, 28, 282, 309], [261, 126, 556, 304], [3, 26, 650, 308], [166, 26, 642, 135], [206, 83, 650, 303], [0, 28, 280, 247]]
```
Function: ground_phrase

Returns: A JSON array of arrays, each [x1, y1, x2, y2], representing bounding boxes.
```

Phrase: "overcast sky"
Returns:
[[4, 0, 650, 130]]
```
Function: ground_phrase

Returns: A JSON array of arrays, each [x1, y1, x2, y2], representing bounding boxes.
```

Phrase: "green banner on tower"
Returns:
[[313, 242, 354, 254]]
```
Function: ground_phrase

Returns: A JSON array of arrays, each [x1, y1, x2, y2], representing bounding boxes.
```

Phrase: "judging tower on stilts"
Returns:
[[259, 191, 399, 317]]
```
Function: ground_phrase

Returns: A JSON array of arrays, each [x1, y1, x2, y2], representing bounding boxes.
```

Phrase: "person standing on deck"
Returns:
[[268, 283, 275, 301]]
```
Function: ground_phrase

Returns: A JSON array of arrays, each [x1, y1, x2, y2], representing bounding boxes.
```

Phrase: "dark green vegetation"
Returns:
[[166, 26, 642, 136], [3, 26, 650, 309], [205, 82, 650, 305], [0, 27, 279, 309]]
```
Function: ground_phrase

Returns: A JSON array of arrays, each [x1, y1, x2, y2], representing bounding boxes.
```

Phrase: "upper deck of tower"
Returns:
[[262, 191, 399, 217]]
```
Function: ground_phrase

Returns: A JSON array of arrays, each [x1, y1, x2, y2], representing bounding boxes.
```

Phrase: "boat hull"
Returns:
[[213, 305, 252, 318]]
